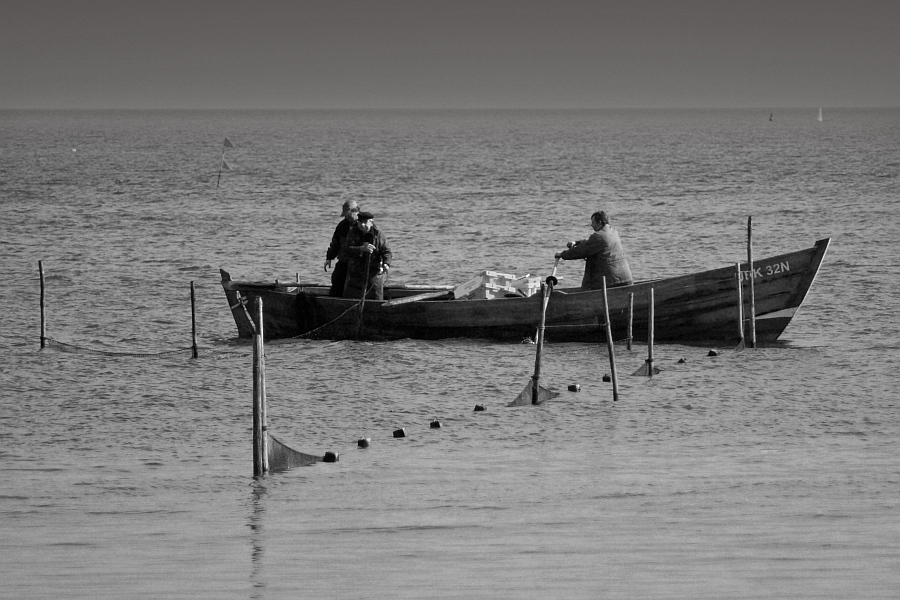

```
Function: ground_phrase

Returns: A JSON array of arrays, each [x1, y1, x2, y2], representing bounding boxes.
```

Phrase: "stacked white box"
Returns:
[[455, 270, 520, 299], [511, 276, 542, 297]]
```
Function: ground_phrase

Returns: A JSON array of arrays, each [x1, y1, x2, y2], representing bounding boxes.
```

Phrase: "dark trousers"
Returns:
[[343, 272, 385, 301], [329, 261, 349, 297]]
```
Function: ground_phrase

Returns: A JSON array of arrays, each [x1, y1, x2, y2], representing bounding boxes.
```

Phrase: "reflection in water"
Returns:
[[248, 481, 268, 598]]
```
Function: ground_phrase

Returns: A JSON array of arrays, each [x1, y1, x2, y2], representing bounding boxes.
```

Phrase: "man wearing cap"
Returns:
[[555, 210, 633, 289], [324, 200, 360, 296], [343, 211, 392, 301]]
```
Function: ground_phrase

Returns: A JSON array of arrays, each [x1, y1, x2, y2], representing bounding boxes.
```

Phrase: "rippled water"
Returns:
[[2, 108, 899, 599]]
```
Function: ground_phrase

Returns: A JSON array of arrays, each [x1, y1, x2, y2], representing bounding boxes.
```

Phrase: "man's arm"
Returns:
[[379, 233, 392, 268], [559, 233, 601, 260]]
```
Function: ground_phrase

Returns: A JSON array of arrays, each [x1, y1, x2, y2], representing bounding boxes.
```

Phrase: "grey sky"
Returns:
[[2, 0, 897, 109]]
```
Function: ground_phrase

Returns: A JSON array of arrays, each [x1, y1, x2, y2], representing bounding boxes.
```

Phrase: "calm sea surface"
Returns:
[[2, 109, 899, 599]]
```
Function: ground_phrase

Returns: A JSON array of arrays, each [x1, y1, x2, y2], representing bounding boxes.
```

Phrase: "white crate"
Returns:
[[454, 270, 529, 300], [481, 270, 517, 288], [512, 276, 542, 297], [468, 282, 519, 299], [452, 274, 486, 298]]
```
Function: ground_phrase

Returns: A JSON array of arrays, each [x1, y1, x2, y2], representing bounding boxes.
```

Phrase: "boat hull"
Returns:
[[221, 238, 829, 345]]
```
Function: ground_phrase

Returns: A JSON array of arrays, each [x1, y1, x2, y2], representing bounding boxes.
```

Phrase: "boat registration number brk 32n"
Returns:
[[740, 261, 791, 281]]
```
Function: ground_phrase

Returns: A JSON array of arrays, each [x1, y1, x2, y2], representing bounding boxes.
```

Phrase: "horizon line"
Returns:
[[3, 105, 898, 112]]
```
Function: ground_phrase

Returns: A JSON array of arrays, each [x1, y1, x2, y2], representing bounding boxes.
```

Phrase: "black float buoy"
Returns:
[[357, 438, 371, 448], [430, 419, 441, 428], [393, 428, 406, 438], [323, 452, 339, 462], [474, 404, 486, 412], [707, 349, 719, 357], [568, 384, 581, 392], [602, 374, 611, 382]]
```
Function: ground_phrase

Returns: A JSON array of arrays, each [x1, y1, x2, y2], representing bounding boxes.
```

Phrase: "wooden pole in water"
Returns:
[[39, 261, 46, 349], [647, 288, 655, 377], [190, 281, 198, 359], [257, 297, 269, 473], [626, 292, 634, 352], [531, 285, 545, 404], [252, 310, 263, 477], [735, 263, 745, 347], [531, 280, 554, 404], [601, 277, 619, 401], [747, 217, 757, 348]]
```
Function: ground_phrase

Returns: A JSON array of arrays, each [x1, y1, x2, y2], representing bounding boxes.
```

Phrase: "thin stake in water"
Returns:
[[648, 288, 655, 376], [632, 287, 660, 377], [601, 277, 619, 401], [252, 298, 264, 477], [734, 263, 745, 350], [626, 292, 634, 352], [747, 216, 757, 348], [531, 282, 550, 404], [509, 258, 560, 407], [257, 297, 268, 474], [190, 281, 198, 359], [39, 260, 46, 349]]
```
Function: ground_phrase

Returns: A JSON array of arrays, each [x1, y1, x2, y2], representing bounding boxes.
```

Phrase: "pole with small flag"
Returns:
[[217, 137, 234, 188]]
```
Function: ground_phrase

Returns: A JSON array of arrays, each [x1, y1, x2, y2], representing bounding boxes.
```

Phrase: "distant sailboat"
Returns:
[[817, 107, 823, 122]]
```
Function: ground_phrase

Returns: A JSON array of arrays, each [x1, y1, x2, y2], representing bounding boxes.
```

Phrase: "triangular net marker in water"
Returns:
[[267, 434, 323, 471], [507, 381, 561, 407], [632, 360, 661, 376]]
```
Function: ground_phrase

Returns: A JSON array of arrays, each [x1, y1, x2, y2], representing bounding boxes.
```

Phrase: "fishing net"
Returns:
[[507, 381, 561, 407], [44, 337, 196, 358], [284, 276, 381, 341], [287, 302, 362, 341], [267, 434, 326, 471], [631, 360, 662, 376]]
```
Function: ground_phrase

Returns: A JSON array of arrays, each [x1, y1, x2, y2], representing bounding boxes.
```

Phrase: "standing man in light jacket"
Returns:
[[555, 210, 633, 289]]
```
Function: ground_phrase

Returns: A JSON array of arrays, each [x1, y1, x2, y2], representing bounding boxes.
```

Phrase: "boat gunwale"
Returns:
[[223, 237, 831, 309], [220, 237, 830, 343]]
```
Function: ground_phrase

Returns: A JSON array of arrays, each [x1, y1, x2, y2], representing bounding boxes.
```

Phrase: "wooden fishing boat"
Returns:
[[221, 238, 829, 345]]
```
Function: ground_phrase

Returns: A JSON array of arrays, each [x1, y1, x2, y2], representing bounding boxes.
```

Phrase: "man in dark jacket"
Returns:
[[343, 211, 392, 300], [324, 200, 360, 296], [555, 211, 633, 289]]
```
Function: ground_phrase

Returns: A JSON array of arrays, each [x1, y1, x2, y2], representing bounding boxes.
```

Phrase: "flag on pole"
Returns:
[[217, 137, 233, 188]]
